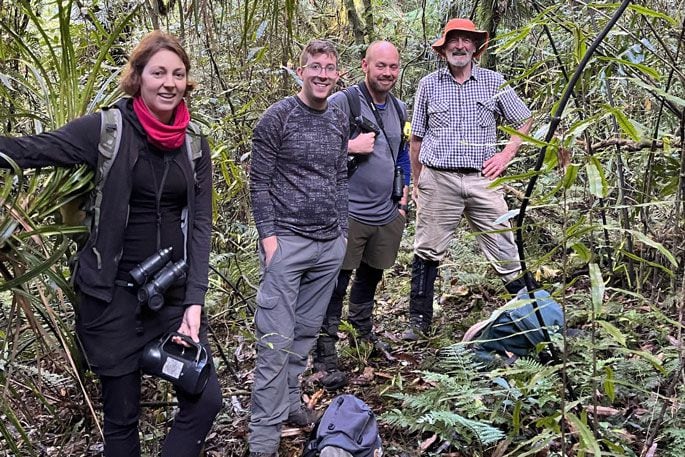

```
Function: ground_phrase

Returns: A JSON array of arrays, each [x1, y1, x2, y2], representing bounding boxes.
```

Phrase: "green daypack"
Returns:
[[61, 106, 203, 245], [462, 289, 564, 364]]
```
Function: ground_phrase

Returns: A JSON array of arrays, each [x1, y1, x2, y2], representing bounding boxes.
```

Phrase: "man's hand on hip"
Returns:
[[483, 149, 514, 179]]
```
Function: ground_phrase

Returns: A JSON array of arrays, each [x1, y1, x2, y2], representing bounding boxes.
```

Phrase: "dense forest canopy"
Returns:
[[1, 0, 684, 455]]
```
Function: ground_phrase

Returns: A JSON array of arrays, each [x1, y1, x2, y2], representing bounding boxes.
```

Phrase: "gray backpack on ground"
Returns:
[[302, 394, 383, 457]]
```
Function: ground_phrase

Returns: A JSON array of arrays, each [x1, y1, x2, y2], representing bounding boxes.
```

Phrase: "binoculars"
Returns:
[[130, 247, 188, 311]]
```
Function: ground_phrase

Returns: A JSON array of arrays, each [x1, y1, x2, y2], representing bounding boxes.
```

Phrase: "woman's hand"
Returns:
[[175, 304, 202, 345]]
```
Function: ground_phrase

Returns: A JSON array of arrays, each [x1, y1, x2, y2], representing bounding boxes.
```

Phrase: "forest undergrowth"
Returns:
[[2, 0, 685, 456], [4, 217, 682, 457]]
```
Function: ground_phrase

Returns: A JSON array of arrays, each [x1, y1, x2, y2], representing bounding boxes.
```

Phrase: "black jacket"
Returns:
[[0, 98, 213, 305]]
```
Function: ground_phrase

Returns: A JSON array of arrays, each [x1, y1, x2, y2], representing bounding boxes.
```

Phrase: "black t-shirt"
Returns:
[[117, 144, 188, 278]]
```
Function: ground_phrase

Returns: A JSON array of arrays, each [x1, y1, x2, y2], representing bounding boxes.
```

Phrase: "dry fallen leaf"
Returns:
[[419, 433, 438, 451]]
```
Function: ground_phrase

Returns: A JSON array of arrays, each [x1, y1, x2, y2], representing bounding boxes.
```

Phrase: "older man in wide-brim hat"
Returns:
[[402, 18, 535, 341], [431, 18, 490, 59]]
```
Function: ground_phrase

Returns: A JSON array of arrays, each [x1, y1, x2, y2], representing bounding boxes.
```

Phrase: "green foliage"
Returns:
[[662, 427, 685, 457], [382, 346, 505, 449], [0, 1, 141, 453], [1, 0, 685, 454]]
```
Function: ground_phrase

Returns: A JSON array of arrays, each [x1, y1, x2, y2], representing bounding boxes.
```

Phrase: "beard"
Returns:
[[446, 51, 473, 69], [368, 77, 396, 96]]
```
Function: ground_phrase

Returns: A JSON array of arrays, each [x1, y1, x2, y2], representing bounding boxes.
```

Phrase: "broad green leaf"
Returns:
[[512, 400, 522, 435], [589, 262, 605, 314], [603, 105, 641, 141], [597, 56, 661, 80], [602, 226, 677, 268], [570, 241, 592, 262], [631, 230, 678, 267], [628, 4, 678, 24], [561, 163, 580, 189], [566, 215, 593, 239], [631, 78, 685, 109], [567, 114, 602, 141], [499, 125, 550, 148], [572, 25, 587, 64], [586, 157, 608, 198], [567, 413, 602, 457], [621, 349, 665, 373], [603, 366, 616, 402], [497, 25, 532, 54], [621, 249, 674, 276], [596, 320, 627, 347]]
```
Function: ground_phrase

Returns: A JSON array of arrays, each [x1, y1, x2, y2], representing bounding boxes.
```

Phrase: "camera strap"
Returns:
[[356, 82, 406, 166], [148, 155, 172, 251]]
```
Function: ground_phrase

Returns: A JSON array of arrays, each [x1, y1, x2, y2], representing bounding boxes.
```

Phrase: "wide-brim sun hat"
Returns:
[[431, 18, 489, 58]]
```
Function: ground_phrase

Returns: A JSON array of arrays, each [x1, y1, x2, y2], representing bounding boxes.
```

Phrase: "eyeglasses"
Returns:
[[303, 63, 339, 75], [446, 36, 475, 46]]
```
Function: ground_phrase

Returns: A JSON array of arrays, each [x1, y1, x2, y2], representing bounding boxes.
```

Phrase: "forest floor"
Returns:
[[1, 226, 516, 457], [9, 224, 682, 457], [199, 228, 514, 457]]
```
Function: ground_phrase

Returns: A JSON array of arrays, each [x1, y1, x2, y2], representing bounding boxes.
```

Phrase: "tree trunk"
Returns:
[[344, 0, 365, 45], [362, 0, 374, 42], [146, 0, 160, 29], [479, 0, 505, 70]]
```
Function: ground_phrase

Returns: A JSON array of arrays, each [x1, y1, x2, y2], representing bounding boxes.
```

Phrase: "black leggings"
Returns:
[[100, 365, 222, 457]]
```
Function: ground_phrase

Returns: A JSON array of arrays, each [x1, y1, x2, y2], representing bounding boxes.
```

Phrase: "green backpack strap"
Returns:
[[185, 121, 203, 181], [89, 107, 123, 261]]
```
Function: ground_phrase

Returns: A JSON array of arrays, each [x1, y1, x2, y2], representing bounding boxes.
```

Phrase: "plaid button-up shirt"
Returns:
[[412, 65, 531, 170]]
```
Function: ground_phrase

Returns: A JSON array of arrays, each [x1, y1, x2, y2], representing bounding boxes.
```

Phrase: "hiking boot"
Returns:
[[320, 368, 348, 390], [287, 405, 320, 426], [401, 319, 429, 341]]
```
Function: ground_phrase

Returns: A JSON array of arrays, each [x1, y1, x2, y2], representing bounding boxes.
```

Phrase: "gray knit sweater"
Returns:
[[250, 96, 349, 241]]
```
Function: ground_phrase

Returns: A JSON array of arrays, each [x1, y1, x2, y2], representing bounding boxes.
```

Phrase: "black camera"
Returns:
[[347, 116, 380, 178], [392, 166, 404, 201], [353, 115, 380, 136], [347, 155, 366, 177], [130, 247, 188, 311], [140, 332, 210, 395]]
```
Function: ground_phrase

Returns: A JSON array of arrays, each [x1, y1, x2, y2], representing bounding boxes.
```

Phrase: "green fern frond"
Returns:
[[418, 410, 505, 445]]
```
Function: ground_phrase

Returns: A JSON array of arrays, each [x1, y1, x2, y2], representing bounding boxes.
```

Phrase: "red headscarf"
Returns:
[[133, 96, 190, 150]]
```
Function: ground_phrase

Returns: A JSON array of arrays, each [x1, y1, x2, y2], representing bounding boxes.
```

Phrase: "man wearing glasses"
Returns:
[[403, 19, 533, 340], [248, 40, 348, 457]]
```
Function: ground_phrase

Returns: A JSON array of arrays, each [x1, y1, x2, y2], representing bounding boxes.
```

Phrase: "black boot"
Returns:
[[313, 270, 352, 390], [314, 334, 347, 390], [403, 255, 439, 340], [504, 274, 538, 295], [348, 262, 382, 337]]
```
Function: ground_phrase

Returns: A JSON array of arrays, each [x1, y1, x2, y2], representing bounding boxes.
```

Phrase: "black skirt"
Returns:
[[75, 284, 209, 377]]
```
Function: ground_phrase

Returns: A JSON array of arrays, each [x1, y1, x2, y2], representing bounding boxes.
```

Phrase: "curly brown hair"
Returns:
[[119, 30, 196, 96]]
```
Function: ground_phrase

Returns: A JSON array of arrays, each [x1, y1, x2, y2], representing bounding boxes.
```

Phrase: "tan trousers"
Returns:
[[414, 166, 521, 279]]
